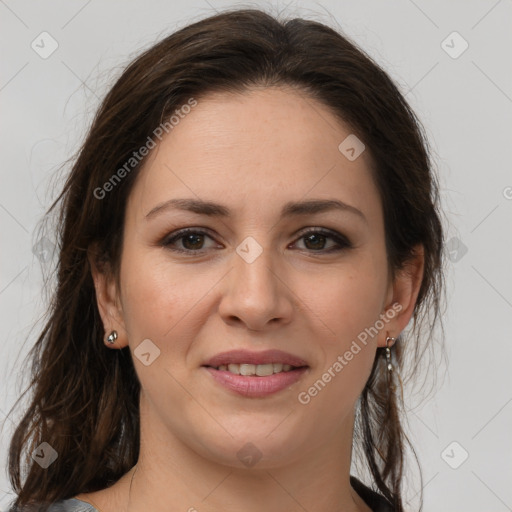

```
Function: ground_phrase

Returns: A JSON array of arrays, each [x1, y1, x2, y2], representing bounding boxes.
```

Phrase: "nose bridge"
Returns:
[[219, 234, 292, 328], [233, 234, 279, 297]]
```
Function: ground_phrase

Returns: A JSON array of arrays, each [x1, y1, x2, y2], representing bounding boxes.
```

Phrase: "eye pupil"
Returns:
[[304, 233, 326, 250], [183, 234, 204, 250]]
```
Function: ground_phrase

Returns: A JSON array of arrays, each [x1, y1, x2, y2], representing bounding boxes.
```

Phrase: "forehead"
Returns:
[[127, 86, 380, 223]]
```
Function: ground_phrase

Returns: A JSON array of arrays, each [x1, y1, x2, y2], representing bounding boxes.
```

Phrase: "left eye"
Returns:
[[294, 229, 351, 252], [161, 228, 351, 254]]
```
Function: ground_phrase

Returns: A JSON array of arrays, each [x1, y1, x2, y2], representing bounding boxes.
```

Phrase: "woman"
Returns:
[[5, 7, 445, 512]]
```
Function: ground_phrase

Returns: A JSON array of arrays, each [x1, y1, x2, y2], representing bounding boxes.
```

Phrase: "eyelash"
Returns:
[[160, 227, 352, 255]]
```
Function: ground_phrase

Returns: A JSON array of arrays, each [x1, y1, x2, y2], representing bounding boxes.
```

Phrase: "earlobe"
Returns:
[[87, 245, 128, 348], [378, 244, 425, 347]]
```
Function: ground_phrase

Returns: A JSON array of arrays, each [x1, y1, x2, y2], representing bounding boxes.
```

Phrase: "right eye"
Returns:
[[161, 228, 220, 254]]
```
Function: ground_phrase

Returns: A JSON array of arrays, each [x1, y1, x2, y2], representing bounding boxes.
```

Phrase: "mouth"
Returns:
[[201, 349, 310, 398], [203, 362, 307, 376]]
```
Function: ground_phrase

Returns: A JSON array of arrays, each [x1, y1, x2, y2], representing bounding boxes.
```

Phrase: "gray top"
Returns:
[[50, 499, 98, 511], [7, 478, 393, 511], [6, 498, 98, 511]]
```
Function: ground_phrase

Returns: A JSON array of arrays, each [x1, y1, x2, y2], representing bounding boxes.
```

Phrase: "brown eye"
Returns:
[[180, 233, 206, 251], [294, 228, 352, 253], [162, 228, 218, 253], [161, 227, 351, 255]]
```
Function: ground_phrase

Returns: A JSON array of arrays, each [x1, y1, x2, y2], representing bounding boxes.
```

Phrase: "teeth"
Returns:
[[240, 364, 256, 376], [215, 363, 298, 375], [273, 363, 283, 373], [256, 364, 274, 376]]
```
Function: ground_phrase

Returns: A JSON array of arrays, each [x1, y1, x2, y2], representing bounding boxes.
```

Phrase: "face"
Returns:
[[94, 86, 417, 469]]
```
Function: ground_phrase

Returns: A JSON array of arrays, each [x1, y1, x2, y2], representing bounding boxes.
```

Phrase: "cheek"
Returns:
[[303, 259, 388, 346], [118, 248, 198, 345], [295, 270, 383, 432], [118, 252, 207, 405], [294, 255, 387, 409]]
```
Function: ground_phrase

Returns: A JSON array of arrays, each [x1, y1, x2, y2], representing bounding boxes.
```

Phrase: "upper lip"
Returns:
[[202, 349, 309, 368]]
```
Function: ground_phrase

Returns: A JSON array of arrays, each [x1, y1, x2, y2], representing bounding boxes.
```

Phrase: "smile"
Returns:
[[208, 362, 299, 376]]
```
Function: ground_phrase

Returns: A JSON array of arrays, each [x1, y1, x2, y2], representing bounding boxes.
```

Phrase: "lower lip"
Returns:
[[203, 366, 309, 398]]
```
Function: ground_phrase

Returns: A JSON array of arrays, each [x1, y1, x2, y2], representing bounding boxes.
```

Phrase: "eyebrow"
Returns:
[[145, 198, 367, 223]]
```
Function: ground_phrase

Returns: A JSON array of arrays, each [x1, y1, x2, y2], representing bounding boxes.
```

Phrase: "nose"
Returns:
[[217, 239, 294, 332]]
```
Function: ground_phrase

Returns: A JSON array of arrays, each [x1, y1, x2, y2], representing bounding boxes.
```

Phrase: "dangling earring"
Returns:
[[106, 330, 118, 344], [385, 336, 395, 373], [385, 336, 398, 393]]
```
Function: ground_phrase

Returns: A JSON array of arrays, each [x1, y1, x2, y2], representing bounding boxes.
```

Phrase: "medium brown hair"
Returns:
[[5, 7, 446, 511]]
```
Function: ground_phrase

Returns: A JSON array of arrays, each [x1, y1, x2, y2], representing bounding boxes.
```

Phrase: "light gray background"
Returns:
[[1, 1, 511, 510]]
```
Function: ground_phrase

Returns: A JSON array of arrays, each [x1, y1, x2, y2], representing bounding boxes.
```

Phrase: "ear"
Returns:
[[88, 243, 128, 349], [378, 244, 425, 347]]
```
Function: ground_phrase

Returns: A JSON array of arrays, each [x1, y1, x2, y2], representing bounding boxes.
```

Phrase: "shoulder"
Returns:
[[350, 476, 395, 512], [6, 499, 98, 512]]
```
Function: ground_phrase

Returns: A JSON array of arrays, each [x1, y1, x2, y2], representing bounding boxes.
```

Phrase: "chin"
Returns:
[[192, 425, 309, 470]]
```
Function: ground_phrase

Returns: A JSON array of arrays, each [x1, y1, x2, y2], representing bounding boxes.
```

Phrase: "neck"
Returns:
[[99, 394, 371, 512]]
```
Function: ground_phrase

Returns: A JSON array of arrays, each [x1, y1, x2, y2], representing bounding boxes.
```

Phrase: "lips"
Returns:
[[202, 349, 309, 369], [204, 366, 309, 397], [201, 349, 310, 397]]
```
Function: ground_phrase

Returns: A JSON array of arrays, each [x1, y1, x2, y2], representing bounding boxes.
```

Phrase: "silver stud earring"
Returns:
[[385, 336, 396, 373], [106, 330, 118, 344]]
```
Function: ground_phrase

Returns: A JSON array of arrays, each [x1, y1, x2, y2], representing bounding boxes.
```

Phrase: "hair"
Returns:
[[5, 7, 446, 511]]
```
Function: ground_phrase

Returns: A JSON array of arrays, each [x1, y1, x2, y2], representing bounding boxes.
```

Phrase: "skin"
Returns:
[[80, 85, 424, 512]]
